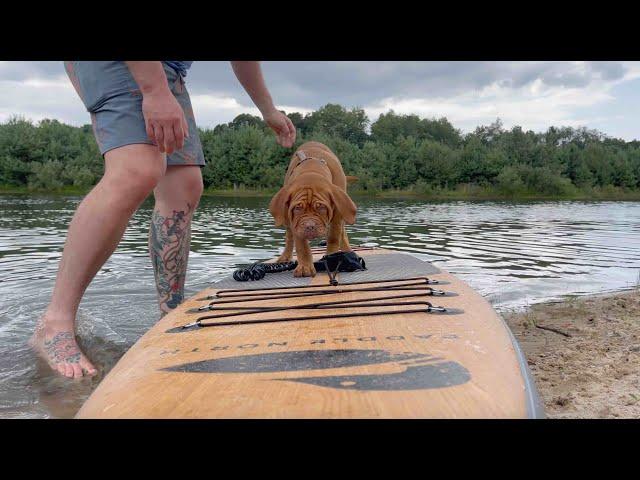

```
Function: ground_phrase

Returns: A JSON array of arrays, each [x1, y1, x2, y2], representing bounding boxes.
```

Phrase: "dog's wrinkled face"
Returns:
[[269, 176, 357, 236], [288, 187, 333, 240]]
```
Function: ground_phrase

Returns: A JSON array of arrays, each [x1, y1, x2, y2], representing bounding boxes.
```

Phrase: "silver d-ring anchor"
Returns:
[[427, 306, 447, 313], [181, 320, 201, 329]]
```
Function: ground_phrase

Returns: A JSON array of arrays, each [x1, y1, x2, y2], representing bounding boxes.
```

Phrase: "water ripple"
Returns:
[[1, 195, 639, 418]]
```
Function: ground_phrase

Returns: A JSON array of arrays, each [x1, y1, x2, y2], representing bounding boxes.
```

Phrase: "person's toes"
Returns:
[[56, 364, 66, 376], [64, 363, 74, 378], [80, 357, 97, 376], [71, 363, 84, 378], [80, 355, 97, 376]]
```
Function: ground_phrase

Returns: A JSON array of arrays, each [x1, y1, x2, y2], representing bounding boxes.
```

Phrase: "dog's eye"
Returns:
[[315, 203, 327, 211], [293, 205, 304, 212]]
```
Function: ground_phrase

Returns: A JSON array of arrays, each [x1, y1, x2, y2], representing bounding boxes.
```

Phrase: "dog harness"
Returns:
[[294, 150, 328, 168]]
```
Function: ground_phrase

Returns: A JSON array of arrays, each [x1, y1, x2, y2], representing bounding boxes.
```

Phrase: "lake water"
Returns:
[[1, 194, 639, 418]]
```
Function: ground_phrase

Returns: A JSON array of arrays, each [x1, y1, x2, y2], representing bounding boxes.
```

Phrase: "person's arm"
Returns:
[[125, 61, 189, 154], [230, 61, 296, 148]]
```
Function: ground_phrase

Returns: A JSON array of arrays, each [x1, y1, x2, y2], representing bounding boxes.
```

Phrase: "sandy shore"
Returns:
[[503, 289, 640, 418]]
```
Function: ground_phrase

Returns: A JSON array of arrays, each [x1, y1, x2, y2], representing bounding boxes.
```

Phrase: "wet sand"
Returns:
[[503, 289, 640, 418]]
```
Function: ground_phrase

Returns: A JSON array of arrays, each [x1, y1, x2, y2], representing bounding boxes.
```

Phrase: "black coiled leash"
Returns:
[[232, 261, 297, 281], [232, 251, 366, 285]]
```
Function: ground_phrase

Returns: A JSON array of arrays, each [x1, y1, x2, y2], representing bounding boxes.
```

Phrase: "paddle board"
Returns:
[[76, 246, 544, 418]]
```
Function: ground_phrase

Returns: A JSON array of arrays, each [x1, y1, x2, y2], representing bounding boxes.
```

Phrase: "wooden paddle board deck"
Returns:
[[76, 247, 544, 418]]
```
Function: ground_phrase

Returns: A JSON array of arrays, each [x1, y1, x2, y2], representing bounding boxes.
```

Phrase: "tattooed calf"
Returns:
[[149, 203, 192, 313]]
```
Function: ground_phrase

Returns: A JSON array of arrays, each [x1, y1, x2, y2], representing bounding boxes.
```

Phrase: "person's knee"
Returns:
[[103, 157, 165, 204], [184, 169, 204, 205], [157, 167, 204, 209], [108, 165, 163, 203]]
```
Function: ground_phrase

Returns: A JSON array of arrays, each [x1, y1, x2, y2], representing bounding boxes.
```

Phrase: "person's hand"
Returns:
[[263, 109, 296, 148], [142, 89, 189, 155]]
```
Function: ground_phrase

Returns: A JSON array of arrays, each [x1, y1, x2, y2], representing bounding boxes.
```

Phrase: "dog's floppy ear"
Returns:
[[329, 185, 357, 224], [269, 186, 292, 227]]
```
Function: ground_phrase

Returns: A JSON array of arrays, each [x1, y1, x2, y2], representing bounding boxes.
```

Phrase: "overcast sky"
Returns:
[[1, 61, 639, 140]]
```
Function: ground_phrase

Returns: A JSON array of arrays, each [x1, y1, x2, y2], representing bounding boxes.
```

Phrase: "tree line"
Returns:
[[2, 103, 640, 197]]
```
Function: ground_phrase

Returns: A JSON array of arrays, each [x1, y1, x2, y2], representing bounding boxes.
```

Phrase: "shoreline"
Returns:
[[3, 185, 640, 201], [503, 288, 640, 418]]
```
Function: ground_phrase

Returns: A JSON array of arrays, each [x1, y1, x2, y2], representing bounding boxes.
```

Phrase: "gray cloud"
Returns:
[[0, 61, 66, 81], [185, 61, 630, 109], [589, 61, 626, 80], [1, 61, 629, 111], [0, 61, 637, 140]]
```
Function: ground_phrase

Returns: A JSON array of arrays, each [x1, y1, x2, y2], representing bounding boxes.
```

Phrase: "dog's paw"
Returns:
[[277, 254, 292, 263], [293, 263, 316, 277]]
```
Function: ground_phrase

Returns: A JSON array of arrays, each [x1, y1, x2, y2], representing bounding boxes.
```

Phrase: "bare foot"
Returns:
[[29, 317, 97, 379]]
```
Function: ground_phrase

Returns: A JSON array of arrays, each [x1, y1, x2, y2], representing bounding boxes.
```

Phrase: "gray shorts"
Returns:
[[64, 61, 205, 166]]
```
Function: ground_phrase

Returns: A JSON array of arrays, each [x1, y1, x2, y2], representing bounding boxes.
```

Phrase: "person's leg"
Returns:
[[149, 165, 203, 314], [30, 144, 166, 378]]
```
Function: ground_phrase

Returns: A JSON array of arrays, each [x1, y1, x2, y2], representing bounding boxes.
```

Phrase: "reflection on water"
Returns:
[[1, 194, 639, 418]]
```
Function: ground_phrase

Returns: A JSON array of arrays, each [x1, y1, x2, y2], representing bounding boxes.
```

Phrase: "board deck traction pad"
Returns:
[[76, 246, 545, 418], [177, 251, 457, 331], [211, 251, 441, 290]]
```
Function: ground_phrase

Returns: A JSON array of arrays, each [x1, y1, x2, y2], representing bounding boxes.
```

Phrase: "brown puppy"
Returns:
[[269, 141, 357, 277]]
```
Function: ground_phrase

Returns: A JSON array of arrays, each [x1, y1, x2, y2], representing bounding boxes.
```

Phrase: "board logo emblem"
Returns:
[[162, 349, 471, 391]]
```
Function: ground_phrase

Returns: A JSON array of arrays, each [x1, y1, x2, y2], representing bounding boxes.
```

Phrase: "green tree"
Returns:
[[420, 117, 462, 148], [1, 110, 639, 198], [471, 118, 504, 146], [229, 114, 265, 130], [370, 111, 423, 143], [371, 111, 461, 148], [304, 104, 369, 146]]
